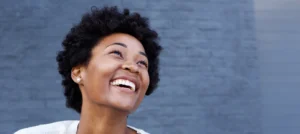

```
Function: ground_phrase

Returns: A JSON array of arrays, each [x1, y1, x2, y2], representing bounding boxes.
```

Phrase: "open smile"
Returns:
[[110, 76, 140, 93]]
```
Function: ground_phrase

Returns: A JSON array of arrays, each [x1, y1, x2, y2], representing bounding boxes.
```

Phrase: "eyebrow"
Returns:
[[109, 42, 127, 48], [108, 42, 148, 58]]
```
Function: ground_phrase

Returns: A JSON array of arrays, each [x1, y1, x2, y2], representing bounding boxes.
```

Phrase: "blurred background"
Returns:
[[0, 0, 299, 134]]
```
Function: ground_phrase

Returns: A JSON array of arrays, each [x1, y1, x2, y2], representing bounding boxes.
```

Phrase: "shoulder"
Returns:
[[128, 125, 150, 134], [14, 120, 79, 134]]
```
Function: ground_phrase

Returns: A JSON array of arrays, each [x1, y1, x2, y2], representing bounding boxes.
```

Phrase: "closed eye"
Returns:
[[138, 61, 148, 68], [110, 50, 123, 58]]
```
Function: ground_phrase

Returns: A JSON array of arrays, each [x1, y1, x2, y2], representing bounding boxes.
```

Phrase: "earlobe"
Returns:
[[76, 77, 81, 83], [71, 66, 82, 83]]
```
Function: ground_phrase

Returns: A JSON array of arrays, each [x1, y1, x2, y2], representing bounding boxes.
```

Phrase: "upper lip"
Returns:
[[111, 76, 140, 91]]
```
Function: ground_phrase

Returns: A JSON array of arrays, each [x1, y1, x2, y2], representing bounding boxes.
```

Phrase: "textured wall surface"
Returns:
[[254, 0, 300, 134], [0, 0, 259, 134]]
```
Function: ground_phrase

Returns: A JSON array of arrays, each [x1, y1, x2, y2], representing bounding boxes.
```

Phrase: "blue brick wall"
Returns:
[[0, 0, 259, 134]]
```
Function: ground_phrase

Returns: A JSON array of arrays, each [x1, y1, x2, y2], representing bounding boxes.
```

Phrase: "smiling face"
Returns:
[[73, 33, 150, 113]]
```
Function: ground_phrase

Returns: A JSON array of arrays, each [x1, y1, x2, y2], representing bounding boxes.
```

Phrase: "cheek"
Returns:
[[85, 59, 120, 90], [93, 59, 120, 77], [83, 59, 121, 101]]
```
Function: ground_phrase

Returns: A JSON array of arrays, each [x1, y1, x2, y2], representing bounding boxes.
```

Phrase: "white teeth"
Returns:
[[111, 79, 136, 91], [125, 81, 130, 87]]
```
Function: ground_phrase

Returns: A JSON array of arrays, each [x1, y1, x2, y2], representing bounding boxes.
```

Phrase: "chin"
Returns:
[[112, 103, 138, 113], [107, 89, 142, 113]]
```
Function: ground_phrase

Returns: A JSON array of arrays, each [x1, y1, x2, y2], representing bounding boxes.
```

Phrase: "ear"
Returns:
[[71, 65, 83, 84]]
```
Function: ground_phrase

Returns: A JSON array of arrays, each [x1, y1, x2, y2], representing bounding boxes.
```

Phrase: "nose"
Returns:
[[121, 61, 139, 74]]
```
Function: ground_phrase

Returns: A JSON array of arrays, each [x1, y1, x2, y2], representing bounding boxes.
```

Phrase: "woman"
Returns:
[[15, 6, 162, 134]]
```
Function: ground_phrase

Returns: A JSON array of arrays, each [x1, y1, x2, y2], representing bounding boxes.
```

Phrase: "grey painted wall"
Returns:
[[254, 0, 300, 134], [0, 0, 259, 134]]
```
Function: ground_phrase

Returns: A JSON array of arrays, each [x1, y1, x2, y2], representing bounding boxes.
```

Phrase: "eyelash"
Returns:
[[138, 61, 148, 68], [110, 50, 123, 58], [110, 50, 148, 68]]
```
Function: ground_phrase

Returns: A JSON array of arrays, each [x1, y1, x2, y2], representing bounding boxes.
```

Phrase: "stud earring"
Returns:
[[76, 77, 81, 82]]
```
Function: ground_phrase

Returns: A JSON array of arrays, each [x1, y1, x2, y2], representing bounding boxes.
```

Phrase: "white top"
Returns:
[[14, 120, 149, 134]]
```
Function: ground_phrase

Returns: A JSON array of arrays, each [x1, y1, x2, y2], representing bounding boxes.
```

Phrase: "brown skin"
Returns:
[[71, 33, 150, 134]]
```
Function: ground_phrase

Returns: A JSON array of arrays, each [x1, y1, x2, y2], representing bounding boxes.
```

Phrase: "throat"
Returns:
[[78, 101, 131, 134], [77, 114, 129, 134]]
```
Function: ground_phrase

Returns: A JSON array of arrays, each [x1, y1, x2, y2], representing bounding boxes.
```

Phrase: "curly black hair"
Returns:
[[56, 6, 162, 113]]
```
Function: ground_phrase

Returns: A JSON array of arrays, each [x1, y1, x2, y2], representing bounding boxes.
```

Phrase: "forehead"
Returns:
[[100, 33, 145, 52]]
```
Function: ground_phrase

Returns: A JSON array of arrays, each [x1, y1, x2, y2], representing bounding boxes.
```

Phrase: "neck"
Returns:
[[77, 101, 131, 134]]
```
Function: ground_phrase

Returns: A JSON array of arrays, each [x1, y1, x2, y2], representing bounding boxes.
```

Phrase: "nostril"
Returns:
[[123, 66, 131, 71], [122, 63, 139, 73]]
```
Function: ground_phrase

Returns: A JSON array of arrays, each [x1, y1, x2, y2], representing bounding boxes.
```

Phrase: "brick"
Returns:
[[147, 1, 211, 11], [45, 99, 66, 109], [159, 29, 206, 39], [174, 20, 222, 30], [149, 19, 173, 30], [0, 100, 45, 112], [139, 10, 217, 21], [122, 0, 147, 9], [1, 88, 31, 101], [30, 87, 65, 100]]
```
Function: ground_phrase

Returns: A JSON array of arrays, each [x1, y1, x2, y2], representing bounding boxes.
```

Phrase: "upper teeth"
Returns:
[[111, 79, 136, 91]]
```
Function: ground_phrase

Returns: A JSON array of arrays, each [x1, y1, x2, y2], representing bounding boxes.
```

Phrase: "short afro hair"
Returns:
[[56, 6, 162, 113]]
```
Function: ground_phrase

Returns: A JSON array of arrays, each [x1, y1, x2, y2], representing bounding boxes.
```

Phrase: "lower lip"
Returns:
[[111, 85, 136, 94]]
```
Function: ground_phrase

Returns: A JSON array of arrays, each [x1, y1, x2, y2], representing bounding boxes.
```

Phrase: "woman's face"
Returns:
[[77, 33, 149, 113]]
